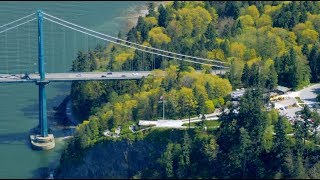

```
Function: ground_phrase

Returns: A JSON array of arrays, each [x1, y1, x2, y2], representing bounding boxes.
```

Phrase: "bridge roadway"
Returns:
[[0, 69, 227, 83]]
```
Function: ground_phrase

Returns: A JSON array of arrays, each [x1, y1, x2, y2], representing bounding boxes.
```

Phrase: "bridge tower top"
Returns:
[[37, 10, 45, 80]]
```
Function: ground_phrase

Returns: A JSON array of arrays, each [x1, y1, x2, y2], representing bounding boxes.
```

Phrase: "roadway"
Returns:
[[0, 69, 228, 83], [0, 71, 152, 83]]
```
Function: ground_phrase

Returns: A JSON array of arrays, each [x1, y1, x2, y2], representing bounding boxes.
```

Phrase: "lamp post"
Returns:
[[159, 94, 166, 120]]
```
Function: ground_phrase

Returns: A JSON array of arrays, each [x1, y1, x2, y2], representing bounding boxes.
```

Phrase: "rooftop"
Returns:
[[276, 85, 291, 93]]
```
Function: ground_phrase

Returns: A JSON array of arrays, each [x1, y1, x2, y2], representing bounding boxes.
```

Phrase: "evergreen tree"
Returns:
[[302, 44, 309, 57], [224, 1, 240, 19], [177, 131, 191, 178], [161, 143, 174, 178], [136, 16, 149, 42], [266, 64, 278, 90], [220, 39, 231, 56], [126, 27, 137, 42], [205, 82, 214, 100], [147, 2, 156, 17], [273, 116, 290, 173], [238, 88, 266, 145], [294, 121, 305, 155], [241, 63, 250, 87], [173, 1, 181, 10], [204, 22, 217, 50], [238, 127, 251, 177], [231, 19, 243, 36], [293, 153, 307, 179], [308, 45, 318, 82], [158, 4, 169, 27], [221, 24, 231, 38], [227, 59, 242, 88], [250, 63, 260, 87]]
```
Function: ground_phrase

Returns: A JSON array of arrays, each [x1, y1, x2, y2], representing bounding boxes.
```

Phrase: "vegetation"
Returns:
[[57, 1, 320, 179]]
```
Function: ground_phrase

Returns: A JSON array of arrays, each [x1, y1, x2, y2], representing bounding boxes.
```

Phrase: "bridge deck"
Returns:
[[0, 70, 227, 83], [0, 72, 152, 83]]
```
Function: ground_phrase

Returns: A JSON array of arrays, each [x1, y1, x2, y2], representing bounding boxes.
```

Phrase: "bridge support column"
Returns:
[[30, 10, 55, 150]]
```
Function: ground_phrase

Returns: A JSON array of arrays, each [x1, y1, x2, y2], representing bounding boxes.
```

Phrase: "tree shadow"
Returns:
[[310, 88, 320, 94], [302, 98, 318, 103], [30, 166, 54, 179], [19, 94, 68, 119]]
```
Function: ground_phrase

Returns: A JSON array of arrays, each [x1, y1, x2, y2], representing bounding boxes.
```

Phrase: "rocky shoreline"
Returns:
[[53, 95, 78, 127]]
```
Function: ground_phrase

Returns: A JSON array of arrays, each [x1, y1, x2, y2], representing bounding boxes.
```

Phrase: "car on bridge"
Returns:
[[21, 73, 30, 80], [107, 72, 112, 75], [121, 75, 126, 77]]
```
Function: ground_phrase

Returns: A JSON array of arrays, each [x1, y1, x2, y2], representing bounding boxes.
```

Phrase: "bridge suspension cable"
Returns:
[[42, 12, 229, 65], [0, 18, 36, 35], [43, 16, 227, 68], [0, 12, 35, 29]]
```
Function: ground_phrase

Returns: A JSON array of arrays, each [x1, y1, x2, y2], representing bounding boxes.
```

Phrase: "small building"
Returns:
[[275, 85, 291, 94], [231, 89, 246, 100], [269, 92, 278, 98]]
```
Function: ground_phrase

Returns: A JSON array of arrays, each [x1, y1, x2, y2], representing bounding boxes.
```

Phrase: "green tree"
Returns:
[[308, 45, 318, 82], [302, 43, 309, 57], [241, 63, 250, 87], [292, 153, 307, 179], [147, 2, 156, 17], [266, 64, 278, 90], [273, 116, 290, 174], [227, 59, 242, 89], [177, 131, 191, 178], [238, 127, 251, 177], [204, 22, 217, 50], [294, 121, 305, 155], [158, 4, 169, 27], [224, 1, 240, 20], [173, 1, 182, 10], [160, 143, 174, 178]]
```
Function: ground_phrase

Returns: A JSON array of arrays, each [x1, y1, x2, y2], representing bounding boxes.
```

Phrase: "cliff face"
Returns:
[[56, 139, 165, 178]]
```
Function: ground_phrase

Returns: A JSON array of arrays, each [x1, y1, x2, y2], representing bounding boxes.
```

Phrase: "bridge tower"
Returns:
[[30, 10, 55, 150]]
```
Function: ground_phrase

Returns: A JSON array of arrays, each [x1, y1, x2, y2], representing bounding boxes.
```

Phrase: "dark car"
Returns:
[[107, 72, 112, 75], [21, 73, 30, 80], [121, 75, 126, 77], [101, 75, 106, 78]]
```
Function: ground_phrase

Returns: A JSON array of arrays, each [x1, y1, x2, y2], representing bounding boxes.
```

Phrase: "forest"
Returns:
[[56, 1, 320, 179]]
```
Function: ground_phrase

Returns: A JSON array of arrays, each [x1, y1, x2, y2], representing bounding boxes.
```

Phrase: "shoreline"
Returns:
[[122, 1, 170, 32], [58, 1, 170, 129], [49, 2, 169, 179]]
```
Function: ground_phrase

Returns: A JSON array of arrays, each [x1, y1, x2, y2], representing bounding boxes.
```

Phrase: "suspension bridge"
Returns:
[[0, 10, 229, 150]]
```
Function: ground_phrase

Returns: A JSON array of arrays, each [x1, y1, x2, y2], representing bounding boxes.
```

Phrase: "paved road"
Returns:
[[294, 84, 320, 106], [0, 71, 152, 83], [275, 83, 320, 120], [0, 69, 228, 83]]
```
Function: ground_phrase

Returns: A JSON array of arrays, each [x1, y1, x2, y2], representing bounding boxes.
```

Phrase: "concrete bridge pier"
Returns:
[[29, 10, 54, 150]]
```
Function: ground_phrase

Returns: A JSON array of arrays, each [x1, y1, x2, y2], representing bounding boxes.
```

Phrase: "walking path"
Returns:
[[139, 110, 221, 128]]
